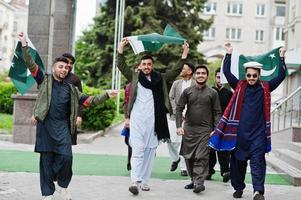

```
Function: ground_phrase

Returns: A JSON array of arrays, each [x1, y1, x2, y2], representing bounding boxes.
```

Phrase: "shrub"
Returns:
[[0, 82, 17, 114], [81, 85, 117, 131]]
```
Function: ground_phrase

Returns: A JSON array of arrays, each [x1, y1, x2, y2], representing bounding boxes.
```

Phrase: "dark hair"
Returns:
[[140, 54, 154, 62], [195, 64, 209, 75], [215, 67, 221, 76], [62, 53, 76, 63], [183, 62, 195, 73], [53, 56, 69, 66]]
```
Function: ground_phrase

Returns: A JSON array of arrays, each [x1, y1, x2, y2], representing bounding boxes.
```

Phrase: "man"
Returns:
[[117, 38, 188, 195], [176, 65, 222, 194], [18, 32, 117, 200], [62, 53, 83, 145], [168, 62, 195, 176], [207, 68, 232, 182], [210, 43, 287, 200]]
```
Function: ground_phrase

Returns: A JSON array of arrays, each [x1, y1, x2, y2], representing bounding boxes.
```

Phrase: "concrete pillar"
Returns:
[[12, 0, 76, 144]]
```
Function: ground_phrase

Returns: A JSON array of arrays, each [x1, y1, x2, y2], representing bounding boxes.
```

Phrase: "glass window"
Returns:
[[276, 5, 285, 16], [276, 27, 285, 41], [226, 28, 241, 40], [204, 2, 217, 14], [227, 2, 243, 15], [203, 27, 216, 39], [256, 4, 265, 16], [256, 30, 264, 41]]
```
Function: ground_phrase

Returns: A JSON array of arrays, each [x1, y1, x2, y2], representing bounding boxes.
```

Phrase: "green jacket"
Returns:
[[117, 53, 186, 116], [22, 47, 109, 136]]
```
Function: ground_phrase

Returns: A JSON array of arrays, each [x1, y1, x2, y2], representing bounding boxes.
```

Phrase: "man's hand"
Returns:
[[224, 43, 233, 54], [31, 115, 37, 126], [76, 116, 82, 126], [118, 38, 129, 54], [18, 32, 27, 47], [181, 42, 189, 59], [106, 90, 118, 98], [176, 127, 184, 136], [279, 47, 286, 58], [124, 118, 130, 128]]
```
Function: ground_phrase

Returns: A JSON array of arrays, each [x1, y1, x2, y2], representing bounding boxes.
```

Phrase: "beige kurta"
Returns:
[[176, 85, 222, 159]]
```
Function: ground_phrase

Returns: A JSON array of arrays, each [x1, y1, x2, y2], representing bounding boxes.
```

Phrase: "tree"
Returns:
[[75, 0, 213, 88]]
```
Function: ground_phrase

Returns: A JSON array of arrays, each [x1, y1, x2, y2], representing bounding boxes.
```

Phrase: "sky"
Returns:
[[75, 0, 97, 39]]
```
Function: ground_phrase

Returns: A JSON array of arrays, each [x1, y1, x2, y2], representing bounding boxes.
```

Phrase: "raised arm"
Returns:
[[268, 47, 287, 92], [117, 38, 133, 81], [223, 43, 238, 89], [164, 42, 189, 82], [18, 32, 44, 85]]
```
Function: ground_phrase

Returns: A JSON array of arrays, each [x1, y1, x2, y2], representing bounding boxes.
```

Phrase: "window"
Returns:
[[275, 27, 285, 41], [255, 30, 264, 41], [13, 21, 18, 32], [227, 2, 243, 15], [203, 27, 216, 39], [276, 5, 285, 16], [226, 28, 241, 40], [204, 2, 217, 14], [256, 4, 265, 16]]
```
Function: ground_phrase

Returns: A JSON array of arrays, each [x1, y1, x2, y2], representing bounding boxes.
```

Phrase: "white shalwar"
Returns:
[[130, 82, 159, 184]]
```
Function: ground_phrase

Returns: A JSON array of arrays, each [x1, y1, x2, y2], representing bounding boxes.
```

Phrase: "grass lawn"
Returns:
[[0, 113, 13, 134], [0, 149, 291, 186]]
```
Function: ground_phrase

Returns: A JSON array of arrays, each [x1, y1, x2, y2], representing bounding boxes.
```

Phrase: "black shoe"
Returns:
[[129, 183, 139, 195], [222, 172, 230, 183], [170, 158, 180, 171], [180, 170, 188, 176], [253, 192, 265, 200], [233, 190, 243, 198], [206, 174, 212, 180], [193, 184, 205, 193], [184, 182, 194, 189], [127, 163, 131, 171]]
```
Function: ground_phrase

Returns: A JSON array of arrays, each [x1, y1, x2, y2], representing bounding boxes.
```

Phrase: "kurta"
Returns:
[[35, 79, 72, 156], [176, 85, 222, 159], [130, 82, 159, 148]]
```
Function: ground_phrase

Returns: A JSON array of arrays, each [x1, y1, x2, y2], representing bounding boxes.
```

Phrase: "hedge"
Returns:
[[81, 85, 117, 131], [0, 82, 17, 114]]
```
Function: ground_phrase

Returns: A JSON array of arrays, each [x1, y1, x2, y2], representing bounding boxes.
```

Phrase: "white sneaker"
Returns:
[[140, 183, 150, 191], [42, 195, 54, 200], [56, 184, 72, 200]]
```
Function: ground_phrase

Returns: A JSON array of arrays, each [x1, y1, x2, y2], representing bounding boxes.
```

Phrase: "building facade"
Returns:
[[199, 0, 286, 59], [199, 0, 286, 102], [0, 0, 27, 73], [283, 0, 301, 95]]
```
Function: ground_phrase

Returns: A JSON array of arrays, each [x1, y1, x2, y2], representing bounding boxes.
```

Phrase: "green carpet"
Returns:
[[0, 150, 291, 185]]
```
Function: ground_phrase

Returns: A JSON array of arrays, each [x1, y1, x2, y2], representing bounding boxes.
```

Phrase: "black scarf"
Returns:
[[138, 70, 170, 141]]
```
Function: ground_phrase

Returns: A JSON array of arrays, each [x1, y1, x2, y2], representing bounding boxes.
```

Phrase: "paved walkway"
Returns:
[[1, 123, 301, 200]]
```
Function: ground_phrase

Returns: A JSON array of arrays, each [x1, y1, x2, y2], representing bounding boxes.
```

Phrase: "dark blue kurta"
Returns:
[[223, 54, 286, 160], [35, 79, 72, 156]]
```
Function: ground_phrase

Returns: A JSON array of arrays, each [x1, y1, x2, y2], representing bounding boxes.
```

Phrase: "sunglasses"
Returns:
[[246, 73, 258, 78]]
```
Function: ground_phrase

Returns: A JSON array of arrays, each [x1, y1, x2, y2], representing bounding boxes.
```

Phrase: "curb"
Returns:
[[0, 133, 12, 142], [77, 121, 123, 144]]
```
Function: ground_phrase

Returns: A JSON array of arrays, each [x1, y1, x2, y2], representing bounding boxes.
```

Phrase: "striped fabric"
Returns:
[[209, 80, 271, 152]]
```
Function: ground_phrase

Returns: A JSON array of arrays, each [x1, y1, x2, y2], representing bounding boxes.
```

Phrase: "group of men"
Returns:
[[118, 38, 287, 200], [18, 29, 287, 200]]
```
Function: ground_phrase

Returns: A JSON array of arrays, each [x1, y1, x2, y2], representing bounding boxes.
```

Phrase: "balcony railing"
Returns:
[[271, 86, 301, 132]]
